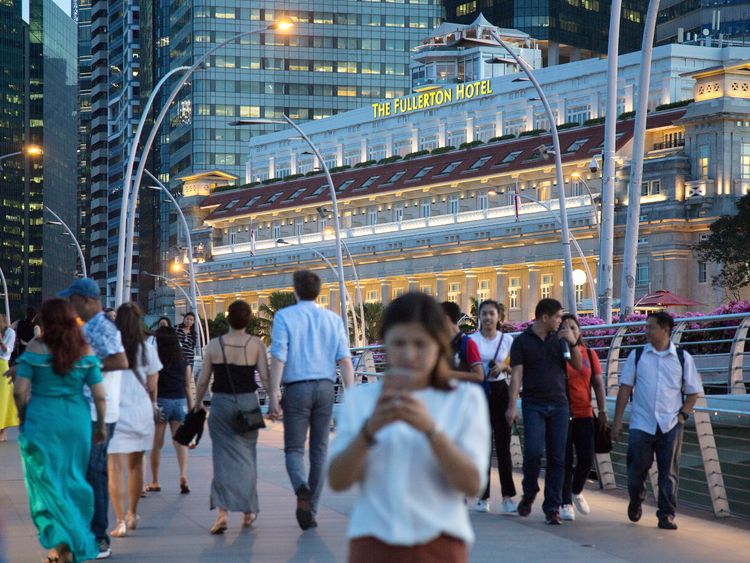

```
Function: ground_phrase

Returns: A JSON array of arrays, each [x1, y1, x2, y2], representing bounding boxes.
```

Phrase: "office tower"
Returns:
[[444, 0, 647, 64], [657, 1, 750, 45]]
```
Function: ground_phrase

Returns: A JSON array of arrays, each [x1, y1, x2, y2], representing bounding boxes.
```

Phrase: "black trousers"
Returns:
[[562, 417, 595, 505], [482, 380, 517, 500]]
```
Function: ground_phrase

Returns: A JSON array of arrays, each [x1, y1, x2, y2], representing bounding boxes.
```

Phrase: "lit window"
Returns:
[[636, 263, 649, 285], [742, 143, 750, 180], [439, 161, 463, 174], [698, 261, 707, 283], [698, 145, 710, 179], [575, 284, 584, 306]]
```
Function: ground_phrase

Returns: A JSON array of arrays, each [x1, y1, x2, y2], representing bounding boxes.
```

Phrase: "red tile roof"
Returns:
[[202, 109, 686, 222]]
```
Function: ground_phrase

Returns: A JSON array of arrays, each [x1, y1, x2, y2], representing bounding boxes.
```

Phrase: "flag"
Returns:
[[514, 181, 520, 221]]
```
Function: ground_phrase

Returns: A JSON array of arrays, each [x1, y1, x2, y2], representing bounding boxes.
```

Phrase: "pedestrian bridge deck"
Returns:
[[1, 423, 748, 562]]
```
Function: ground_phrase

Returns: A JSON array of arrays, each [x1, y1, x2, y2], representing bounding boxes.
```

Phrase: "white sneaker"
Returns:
[[561, 504, 576, 521], [473, 499, 490, 513], [573, 493, 591, 515], [500, 498, 518, 514]]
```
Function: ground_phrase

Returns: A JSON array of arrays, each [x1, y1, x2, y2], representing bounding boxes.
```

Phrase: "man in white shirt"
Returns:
[[612, 311, 702, 531]]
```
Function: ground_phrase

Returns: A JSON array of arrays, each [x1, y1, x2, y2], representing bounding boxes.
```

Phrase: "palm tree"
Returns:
[[355, 302, 384, 344], [256, 291, 297, 343]]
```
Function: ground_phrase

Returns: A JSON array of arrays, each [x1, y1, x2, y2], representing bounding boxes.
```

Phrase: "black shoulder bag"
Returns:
[[219, 336, 266, 434], [587, 348, 612, 454]]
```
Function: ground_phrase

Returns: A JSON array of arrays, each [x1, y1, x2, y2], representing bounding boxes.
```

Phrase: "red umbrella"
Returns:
[[635, 289, 704, 308]]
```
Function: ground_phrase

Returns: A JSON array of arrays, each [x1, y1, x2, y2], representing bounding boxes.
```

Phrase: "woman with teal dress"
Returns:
[[12, 298, 107, 563]]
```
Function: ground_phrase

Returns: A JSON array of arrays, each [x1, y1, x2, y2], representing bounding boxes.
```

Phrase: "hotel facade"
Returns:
[[163, 29, 750, 327]]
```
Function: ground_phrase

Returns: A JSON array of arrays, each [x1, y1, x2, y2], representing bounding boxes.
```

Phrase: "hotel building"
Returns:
[[165, 21, 750, 326]]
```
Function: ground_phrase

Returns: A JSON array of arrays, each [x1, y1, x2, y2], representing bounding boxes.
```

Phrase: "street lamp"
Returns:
[[487, 30, 577, 314], [44, 207, 87, 278], [230, 115, 349, 343], [276, 238, 361, 344], [569, 172, 600, 235], [0, 144, 43, 164], [117, 19, 294, 305]]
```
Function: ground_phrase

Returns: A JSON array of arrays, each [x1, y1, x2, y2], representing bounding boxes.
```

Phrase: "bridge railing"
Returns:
[[347, 311, 750, 520]]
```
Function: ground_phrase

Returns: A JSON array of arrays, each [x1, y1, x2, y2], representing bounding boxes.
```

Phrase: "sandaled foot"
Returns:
[[46, 548, 59, 562], [209, 516, 228, 535], [180, 479, 190, 494], [110, 521, 127, 538], [242, 513, 257, 528], [125, 513, 139, 530], [145, 483, 161, 492]]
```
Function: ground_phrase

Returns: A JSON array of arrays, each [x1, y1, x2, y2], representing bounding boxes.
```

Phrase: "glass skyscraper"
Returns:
[[445, 0, 647, 64]]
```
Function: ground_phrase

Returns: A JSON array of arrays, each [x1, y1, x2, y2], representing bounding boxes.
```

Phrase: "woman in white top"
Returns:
[[0, 315, 18, 441], [108, 303, 163, 537], [328, 292, 489, 563], [469, 300, 517, 514]]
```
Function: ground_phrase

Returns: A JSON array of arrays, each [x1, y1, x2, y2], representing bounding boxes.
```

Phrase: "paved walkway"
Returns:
[[2, 423, 749, 562]]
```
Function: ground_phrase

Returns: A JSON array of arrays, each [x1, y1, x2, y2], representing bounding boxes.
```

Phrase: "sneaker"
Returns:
[[95, 540, 111, 560], [545, 511, 562, 525], [627, 500, 642, 523], [573, 494, 590, 515], [561, 504, 576, 521], [500, 498, 518, 514], [473, 499, 490, 513], [517, 496, 534, 517], [657, 515, 678, 530], [295, 484, 315, 530]]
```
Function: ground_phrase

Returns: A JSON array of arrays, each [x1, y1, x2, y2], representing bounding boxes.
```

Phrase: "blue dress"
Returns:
[[16, 352, 102, 562]]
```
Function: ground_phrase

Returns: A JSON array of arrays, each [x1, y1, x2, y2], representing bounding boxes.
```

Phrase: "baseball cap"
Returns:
[[58, 278, 101, 299]]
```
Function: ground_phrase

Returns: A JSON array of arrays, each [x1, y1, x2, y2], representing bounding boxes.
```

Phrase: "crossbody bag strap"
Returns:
[[491, 332, 505, 364], [219, 336, 240, 404]]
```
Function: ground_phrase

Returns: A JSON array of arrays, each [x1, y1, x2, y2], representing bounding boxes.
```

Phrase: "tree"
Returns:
[[694, 194, 750, 300], [355, 302, 384, 344], [207, 314, 228, 339], [256, 291, 297, 343]]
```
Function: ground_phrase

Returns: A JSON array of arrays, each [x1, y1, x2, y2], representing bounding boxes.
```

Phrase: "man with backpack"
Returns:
[[441, 302, 483, 383], [612, 311, 702, 530]]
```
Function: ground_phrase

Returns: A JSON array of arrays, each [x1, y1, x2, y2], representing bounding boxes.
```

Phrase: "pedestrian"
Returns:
[[468, 300, 518, 515], [194, 300, 270, 534], [612, 311, 702, 530], [506, 298, 581, 525], [268, 270, 355, 530], [12, 298, 107, 562], [103, 308, 116, 323], [61, 278, 129, 560], [328, 292, 490, 563], [11, 306, 39, 363], [558, 314, 607, 521], [108, 303, 163, 537], [176, 312, 197, 381], [0, 315, 18, 442], [147, 326, 193, 494], [440, 301, 483, 383]]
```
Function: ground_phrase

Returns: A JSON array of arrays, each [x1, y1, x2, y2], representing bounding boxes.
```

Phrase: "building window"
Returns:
[[641, 180, 661, 197], [575, 284, 584, 306], [449, 194, 459, 215], [421, 285, 432, 295], [439, 161, 463, 175], [368, 208, 378, 226], [742, 143, 750, 180], [413, 166, 434, 180], [393, 288, 405, 298], [456, 1, 477, 17], [566, 104, 591, 125], [698, 261, 707, 283], [698, 144, 710, 179], [421, 200, 431, 218], [478, 280, 490, 302], [295, 219, 303, 236], [229, 231, 238, 245], [541, 274, 552, 299], [448, 283, 461, 303], [366, 290, 379, 303], [319, 295, 328, 306], [478, 192, 488, 210], [509, 277, 520, 310], [361, 176, 380, 189], [394, 204, 404, 222], [272, 222, 281, 240], [319, 218, 327, 232], [636, 262, 649, 286], [470, 155, 492, 170]]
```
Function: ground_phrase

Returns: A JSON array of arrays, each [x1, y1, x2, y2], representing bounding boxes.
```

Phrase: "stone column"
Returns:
[[466, 116, 475, 143], [463, 273, 478, 313], [329, 287, 340, 314], [380, 280, 393, 306], [524, 268, 540, 321], [407, 277, 419, 294], [336, 143, 344, 167], [495, 268, 509, 308], [214, 298, 226, 317], [436, 276, 447, 302], [438, 119, 447, 147], [360, 138, 367, 162]]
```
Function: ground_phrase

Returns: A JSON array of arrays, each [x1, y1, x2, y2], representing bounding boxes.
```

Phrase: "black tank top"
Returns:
[[211, 336, 259, 394]]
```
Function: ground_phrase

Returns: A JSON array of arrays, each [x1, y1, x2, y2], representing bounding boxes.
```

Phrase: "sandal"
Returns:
[[180, 480, 190, 495], [209, 516, 228, 535], [145, 484, 161, 492], [242, 513, 257, 528], [110, 521, 127, 538]]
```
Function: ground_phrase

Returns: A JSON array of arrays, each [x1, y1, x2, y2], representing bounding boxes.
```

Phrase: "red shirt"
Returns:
[[451, 333, 482, 372], [566, 345, 602, 418]]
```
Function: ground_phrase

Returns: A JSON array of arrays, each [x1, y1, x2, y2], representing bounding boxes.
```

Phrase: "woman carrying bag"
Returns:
[[194, 300, 270, 535]]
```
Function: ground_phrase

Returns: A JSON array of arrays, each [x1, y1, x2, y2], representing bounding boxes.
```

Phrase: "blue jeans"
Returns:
[[158, 397, 188, 423], [627, 424, 683, 518], [521, 401, 570, 515], [281, 379, 335, 515], [87, 422, 115, 544]]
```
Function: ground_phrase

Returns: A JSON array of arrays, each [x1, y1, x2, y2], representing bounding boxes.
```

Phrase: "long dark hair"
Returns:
[[179, 312, 196, 338], [39, 299, 88, 375], [380, 292, 453, 390], [116, 303, 147, 371], [155, 326, 183, 368], [560, 313, 584, 347]]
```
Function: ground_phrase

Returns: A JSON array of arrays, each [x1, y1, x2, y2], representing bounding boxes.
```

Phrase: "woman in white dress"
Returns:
[[108, 303, 163, 537], [328, 292, 490, 563]]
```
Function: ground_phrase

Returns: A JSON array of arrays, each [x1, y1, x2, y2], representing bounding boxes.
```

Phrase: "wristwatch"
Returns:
[[678, 410, 690, 422]]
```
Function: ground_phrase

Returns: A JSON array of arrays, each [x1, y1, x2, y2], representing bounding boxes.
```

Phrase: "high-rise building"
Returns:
[[75, 0, 92, 266], [656, 0, 750, 46], [444, 1, 647, 65], [0, 0, 77, 314]]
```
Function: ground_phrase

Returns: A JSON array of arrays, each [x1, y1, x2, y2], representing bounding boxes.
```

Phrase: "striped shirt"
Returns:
[[176, 326, 196, 368]]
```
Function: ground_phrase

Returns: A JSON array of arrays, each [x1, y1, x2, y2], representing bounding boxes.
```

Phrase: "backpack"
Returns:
[[451, 333, 470, 371], [631, 346, 686, 400]]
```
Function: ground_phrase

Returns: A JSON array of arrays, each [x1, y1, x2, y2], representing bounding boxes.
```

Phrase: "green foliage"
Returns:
[[355, 302, 385, 344], [459, 140, 484, 149], [378, 155, 403, 164], [305, 170, 322, 176], [583, 117, 606, 126], [403, 150, 430, 160], [261, 177, 281, 185], [207, 314, 229, 339], [458, 297, 480, 334], [556, 122, 580, 130], [211, 184, 244, 194], [618, 111, 636, 120], [329, 165, 351, 173], [488, 134, 516, 143], [655, 99, 693, 111], [694, 194, 750, 299], [354, 160, 377, 168], [256, 291, 297, 344], [282, 173, 304, 181], [518, 128, 547, 138], [430, 146, 456, 155]]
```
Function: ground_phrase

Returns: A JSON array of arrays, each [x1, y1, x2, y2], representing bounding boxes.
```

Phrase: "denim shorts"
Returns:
[[157, 397, 188, 423]]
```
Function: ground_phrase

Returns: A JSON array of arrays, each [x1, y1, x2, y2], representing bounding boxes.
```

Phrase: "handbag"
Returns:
[[174, 408, 207, 447], [594, 415, 613, 454], [219, 336, 266, 434]]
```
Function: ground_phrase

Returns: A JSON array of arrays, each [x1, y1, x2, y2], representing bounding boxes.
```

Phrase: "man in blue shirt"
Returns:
[[269, 270, 354, 530], [612, 311, 702, 530]]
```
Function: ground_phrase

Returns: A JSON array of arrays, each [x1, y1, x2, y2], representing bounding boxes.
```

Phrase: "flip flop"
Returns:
[[145, 484, 161, 492]]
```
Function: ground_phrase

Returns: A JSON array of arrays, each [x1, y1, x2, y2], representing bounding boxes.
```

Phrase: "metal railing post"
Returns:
[[729, 316, 750, 395]]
